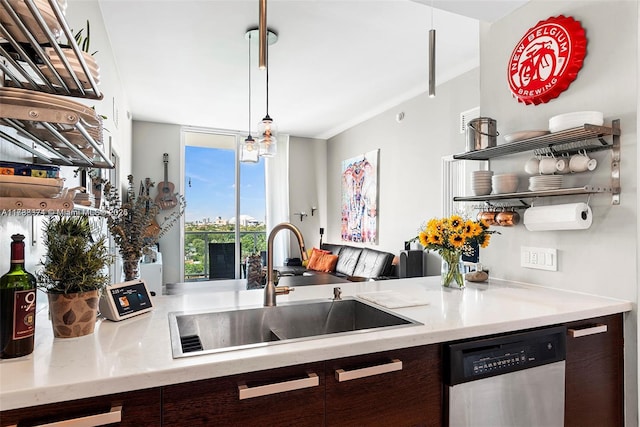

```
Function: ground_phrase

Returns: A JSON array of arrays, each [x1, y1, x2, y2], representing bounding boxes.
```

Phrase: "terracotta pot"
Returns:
[[47, 290, 99, 338]]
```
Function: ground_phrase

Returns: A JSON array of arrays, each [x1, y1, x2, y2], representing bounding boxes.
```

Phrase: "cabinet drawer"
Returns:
[[162, 362, 325, 426], [325, 345, 442, 427], [564, 314, 624, 427], [0, 387, 161, 427]]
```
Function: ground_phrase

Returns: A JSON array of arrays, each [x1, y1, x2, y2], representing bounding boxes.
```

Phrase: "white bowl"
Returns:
[[472, 188, 492, 196], [549, 111, 604, 133]]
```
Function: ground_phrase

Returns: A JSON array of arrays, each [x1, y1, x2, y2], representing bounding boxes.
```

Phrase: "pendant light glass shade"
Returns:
[[257, 114, 277, 157], [240, 135, 259, 163], [240, 30, 259, 163]]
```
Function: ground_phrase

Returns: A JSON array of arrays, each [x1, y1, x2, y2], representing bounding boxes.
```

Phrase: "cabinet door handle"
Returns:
[[568, 323, 608, 338], [335, 359, 403, 382], [8, 404, 122, 427], [238, 372, 319, 400]]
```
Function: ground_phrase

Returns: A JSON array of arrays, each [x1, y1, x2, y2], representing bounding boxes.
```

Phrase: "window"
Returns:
[[183, 129, 266, 281]]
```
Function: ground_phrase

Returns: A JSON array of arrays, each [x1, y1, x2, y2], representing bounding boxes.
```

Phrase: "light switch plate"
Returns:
[[521, 246, 558, 271]]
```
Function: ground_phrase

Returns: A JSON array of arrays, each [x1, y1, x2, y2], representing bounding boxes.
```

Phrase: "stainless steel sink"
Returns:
[[168, 297, 421, 358]]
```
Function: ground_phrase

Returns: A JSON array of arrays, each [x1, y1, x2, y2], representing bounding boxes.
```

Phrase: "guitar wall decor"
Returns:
[[156, 153, 178, 210], [142, 178, 161, 239]]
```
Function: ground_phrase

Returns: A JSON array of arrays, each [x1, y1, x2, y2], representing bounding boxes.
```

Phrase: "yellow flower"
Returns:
[[449, 215, 464, 232], [448, 233, 465, 248], [417, 214, 497, 254], [462, 220, 477, 238], [418, 231, 429, 247], [429, 233, 443, 245], [427, 218, 443, 233]]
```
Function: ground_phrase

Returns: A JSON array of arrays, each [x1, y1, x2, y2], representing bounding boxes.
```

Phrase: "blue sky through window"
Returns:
[[185, 146, 266, 223]]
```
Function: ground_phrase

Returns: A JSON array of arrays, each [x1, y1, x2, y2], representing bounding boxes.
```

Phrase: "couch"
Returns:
[[275, 243, 396, 284]]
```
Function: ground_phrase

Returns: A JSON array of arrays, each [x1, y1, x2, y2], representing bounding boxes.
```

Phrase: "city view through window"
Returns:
[[184, 144, 266, 280]]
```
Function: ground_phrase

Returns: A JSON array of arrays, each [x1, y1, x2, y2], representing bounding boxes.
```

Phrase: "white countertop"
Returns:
[[0, 277, 632, 411]]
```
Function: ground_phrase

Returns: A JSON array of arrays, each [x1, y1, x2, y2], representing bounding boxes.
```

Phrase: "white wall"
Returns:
[[0, 0, 132, 277], [131, 121, 182, 284], [287, 136, 328, 253]]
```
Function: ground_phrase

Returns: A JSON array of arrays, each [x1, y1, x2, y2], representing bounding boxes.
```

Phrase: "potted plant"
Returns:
[[102, 175, 184, 281], [38, 216, 112, 338]]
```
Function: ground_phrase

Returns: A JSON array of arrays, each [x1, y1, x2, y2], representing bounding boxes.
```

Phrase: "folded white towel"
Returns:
[[357, 290, 429, 309]]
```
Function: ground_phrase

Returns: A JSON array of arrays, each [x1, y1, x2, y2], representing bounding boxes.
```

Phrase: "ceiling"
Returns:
[[98, 0, 527, 140]]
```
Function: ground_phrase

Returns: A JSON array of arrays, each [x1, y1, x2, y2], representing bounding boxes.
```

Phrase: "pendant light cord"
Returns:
[[430, 0, 434, 29], [248, 33, 252, 135], [265, 54, 270, 116]]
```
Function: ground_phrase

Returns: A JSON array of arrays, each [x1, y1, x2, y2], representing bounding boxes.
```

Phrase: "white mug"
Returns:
[[524, 157, 540, 175], [538, 156, 557, 175], [569, 153, 598, 173], [555, 158, 571, 174]]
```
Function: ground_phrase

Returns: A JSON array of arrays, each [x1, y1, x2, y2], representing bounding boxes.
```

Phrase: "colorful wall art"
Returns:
[[341, 149, 379, 243]]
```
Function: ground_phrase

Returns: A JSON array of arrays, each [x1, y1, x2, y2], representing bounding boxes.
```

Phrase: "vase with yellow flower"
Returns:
[[418, 214, 496, 288]]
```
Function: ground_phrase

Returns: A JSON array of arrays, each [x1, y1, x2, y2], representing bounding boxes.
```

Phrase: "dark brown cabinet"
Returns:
[[564, 313, 624, 427], [162, 361, 325, 426], [325, 345, 442, 426], [162, 345, 440, 427], [0, 387, 161, 427]]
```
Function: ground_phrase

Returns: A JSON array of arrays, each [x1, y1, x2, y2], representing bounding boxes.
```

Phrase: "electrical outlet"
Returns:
[[521, 246, 558, 271]]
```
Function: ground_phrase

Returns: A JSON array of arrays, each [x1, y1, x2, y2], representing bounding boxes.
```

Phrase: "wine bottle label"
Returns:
[[13, 289, 36, 340]]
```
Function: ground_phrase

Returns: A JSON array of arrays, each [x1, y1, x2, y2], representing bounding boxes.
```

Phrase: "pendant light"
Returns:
[[257, 62, 278, 157], [240, 30, 259, 163], [428, 0, 436, 98]]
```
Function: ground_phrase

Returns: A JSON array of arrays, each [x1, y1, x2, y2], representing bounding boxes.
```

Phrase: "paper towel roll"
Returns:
[[523, 203, 592, 231]]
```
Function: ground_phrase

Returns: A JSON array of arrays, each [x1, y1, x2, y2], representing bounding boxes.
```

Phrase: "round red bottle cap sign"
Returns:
[[507, 15, 587, 105]]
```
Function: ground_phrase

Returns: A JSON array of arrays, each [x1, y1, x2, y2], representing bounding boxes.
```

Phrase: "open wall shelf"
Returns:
[[453, 123, 620, 161], [452, 119, 621, 206]]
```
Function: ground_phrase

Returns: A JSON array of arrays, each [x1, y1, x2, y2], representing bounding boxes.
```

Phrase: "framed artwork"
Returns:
[[341, 149, 379, 243]]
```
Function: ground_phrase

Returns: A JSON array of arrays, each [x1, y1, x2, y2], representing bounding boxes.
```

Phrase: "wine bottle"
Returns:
[[0, 234, 37, 359]]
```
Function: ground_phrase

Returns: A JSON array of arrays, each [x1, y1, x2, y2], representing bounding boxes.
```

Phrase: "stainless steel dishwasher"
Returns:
[[445, 326, 566, 427]]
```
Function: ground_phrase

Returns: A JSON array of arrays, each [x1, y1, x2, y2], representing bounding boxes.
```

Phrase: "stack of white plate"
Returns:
[[491, 173, 519, 194], [549, 111, 604, 133], [529, 175, 563, 191], [471, 170, 493, 196]]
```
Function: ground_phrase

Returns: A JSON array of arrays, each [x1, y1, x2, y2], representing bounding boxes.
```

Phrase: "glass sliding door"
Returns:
[[182, 129, 266, 282]]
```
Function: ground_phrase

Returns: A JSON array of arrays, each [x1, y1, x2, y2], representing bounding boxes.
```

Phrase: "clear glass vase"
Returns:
[[123, 258, 141, 282], [441, 250, 465, 288]]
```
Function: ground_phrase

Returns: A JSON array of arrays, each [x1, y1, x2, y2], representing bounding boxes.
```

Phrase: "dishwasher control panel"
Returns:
[[445, 326, 566, 385]]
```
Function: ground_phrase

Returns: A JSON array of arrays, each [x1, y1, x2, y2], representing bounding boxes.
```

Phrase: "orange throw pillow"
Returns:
[[307, 247, 332, 271], [314, 254, 339, 273]]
